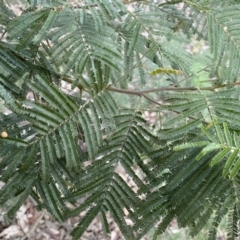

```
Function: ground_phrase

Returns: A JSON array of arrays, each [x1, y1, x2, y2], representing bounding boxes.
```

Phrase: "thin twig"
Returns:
[[107, 81, 240, 95], [61, 73, 240, 106], [122, 0, 146, 4], [0, 29, 7, 40], [106, 82, 240, 110], [20, 210, 45, 240], [158, 0, 182, 7]]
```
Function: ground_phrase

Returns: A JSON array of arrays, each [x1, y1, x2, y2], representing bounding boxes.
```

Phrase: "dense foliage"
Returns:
[[1, 0, 240, 239]]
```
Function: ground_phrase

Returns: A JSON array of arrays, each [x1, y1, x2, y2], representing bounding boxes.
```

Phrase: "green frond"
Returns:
[[65, 192, 103, 219], [39, 139, 50, 182], [174, 141, 209, 150], [56, 109, 156, 238], [161, 119, 201, 140], [113, 173, 140, 209], [7, 175, 35, 217], [0, 169, 36, 207], [160, 88, 240, 130], [209, 147, 231, 166], [180, 173, 227, 229], [227, 205, 239, 240], [52, 132, 65, 158], [229, 158, 240, 179], [208, 203, 229, 240], [206, 5, 240, 82], [49, 164, 72, 197], [0, 42, 27, 79], [180, 1, 208, 39], [91, 0, 123, 21], [128, 22, 141, 57], [105, 195, 134, 240], [0, 136, 28, 147], [18, 147, 38, 172], [32, 9, 58, 44], [49, 9, 122, 75], [6, 175, 36, 218], [174, 120, 240, 178], [134, 137, 233, 239], [152, 211, 176, 240], [123, 41, 134, 85], [38, 181, 65, 222], [167, 150, 211, 194], [222, 149, 239, 178], [0, 3, 15, 26], [71, 205, 102, 240], [7, 9, 48, 39], [100, 210, 110, 236], [0, 148, 26, 182], [213, 119, 224, 144], [200, 125, 216, 142], [11, 77, 118, 166], [8, 9, 53, 50]]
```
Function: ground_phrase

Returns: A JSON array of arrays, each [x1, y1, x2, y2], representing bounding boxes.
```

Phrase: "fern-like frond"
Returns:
[[62, 109, 159, 239], [120, 7, 192, 77], [0, 72, 119, 173], [206, 4, 240, 82], [0, 3, 15, 26], [0, 70, 160, 238], [174, 119, 240, 179], [226, 204, 239, 240], [135, 140, 232, 239], [159, 87, 240, 131]]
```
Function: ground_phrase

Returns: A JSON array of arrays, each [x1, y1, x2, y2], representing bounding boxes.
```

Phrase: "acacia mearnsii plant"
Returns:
[[1, 0, 240, 239]]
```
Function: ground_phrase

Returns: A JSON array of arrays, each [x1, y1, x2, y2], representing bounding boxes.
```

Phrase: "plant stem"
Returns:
[[107, 81, 240, 95]]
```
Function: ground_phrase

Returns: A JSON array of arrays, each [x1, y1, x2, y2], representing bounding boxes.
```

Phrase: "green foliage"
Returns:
[[1, 0, 240, 239]]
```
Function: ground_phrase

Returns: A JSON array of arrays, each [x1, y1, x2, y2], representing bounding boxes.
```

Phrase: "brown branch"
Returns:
[[107, 85, 209, 95], [20, 210, 45, 240], [122, 0, 146, 4], [0, 29, 7, 40], [106, 82, 240, 107], [60, 74, 240, 106], [107, 82, 240, 95]]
